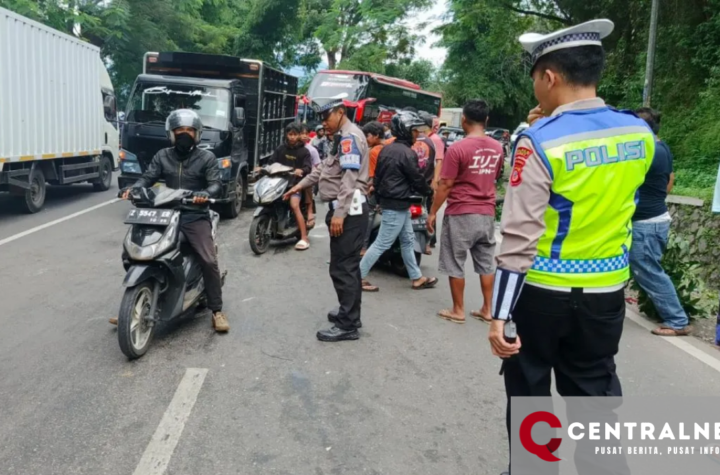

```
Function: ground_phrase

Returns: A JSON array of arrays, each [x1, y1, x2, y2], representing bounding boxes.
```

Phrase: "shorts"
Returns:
[[438, 214, 496, 278]]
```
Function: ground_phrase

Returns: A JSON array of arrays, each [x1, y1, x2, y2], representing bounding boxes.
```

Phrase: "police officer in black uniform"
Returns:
[[284, 98, 370, 341]]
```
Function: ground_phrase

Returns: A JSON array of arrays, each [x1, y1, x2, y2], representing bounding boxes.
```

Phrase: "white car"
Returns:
[[511, 122, 530, 145]]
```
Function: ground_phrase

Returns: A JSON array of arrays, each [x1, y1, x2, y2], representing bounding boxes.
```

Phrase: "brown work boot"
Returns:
[[212, 311, 230, 332], [109, 317, 118, 325]]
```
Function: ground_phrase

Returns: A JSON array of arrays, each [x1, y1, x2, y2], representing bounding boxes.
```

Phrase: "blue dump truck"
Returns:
[[118, 52, 298, 218]]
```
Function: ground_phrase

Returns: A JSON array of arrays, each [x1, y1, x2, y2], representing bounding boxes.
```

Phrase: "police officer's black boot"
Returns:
[[317, 325, 359, 342], [328, 307, 362, 328]]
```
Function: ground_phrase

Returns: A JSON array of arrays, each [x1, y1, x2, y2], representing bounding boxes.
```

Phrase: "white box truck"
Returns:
[[440, 107, 463, 128], [0, 7, 119, 213]]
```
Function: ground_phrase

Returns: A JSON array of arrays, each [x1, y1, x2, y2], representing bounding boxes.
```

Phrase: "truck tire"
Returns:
[[92, 155, 113, 191], [220, 172, 244, 219], [12, 167, 46, 214]]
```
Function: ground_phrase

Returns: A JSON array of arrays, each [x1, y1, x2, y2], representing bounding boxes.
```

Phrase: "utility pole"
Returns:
[[643, 0, 660, 106]]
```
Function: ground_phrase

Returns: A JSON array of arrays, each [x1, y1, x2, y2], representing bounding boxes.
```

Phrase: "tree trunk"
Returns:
[[327, 50, 338, 70]]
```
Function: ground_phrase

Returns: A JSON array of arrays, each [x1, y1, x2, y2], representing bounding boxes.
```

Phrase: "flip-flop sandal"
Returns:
[[307, 217, 316, 228], [471, 310, 492, 323], [362, 280, 380, 292], [412, 277, 438, 290], [652, 325, 692, 336], [438, 309, 465, 324], [295, 240, 310, 251]]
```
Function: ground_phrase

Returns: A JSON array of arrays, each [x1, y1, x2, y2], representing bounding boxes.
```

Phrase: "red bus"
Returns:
[[302, 70, 442, 125]]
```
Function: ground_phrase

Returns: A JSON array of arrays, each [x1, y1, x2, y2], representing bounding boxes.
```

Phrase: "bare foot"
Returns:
[[471, 310, 492, 323], [438, 309, 465, 324]]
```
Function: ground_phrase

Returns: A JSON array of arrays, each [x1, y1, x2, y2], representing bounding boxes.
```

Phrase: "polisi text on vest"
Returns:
[[564, 141, 647, 171]]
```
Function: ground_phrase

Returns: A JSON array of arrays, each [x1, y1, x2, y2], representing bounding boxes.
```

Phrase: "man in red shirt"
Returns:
[[427, 99, 503, 324]]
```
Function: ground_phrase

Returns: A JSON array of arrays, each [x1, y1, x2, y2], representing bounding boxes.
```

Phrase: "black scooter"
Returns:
[[367, 196, 432, 276], [117, 187, 226, 359]]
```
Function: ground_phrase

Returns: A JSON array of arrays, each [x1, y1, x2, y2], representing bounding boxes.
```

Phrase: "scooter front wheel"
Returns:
[[249, 214, 273, 255], [118, 282, 156, 359]]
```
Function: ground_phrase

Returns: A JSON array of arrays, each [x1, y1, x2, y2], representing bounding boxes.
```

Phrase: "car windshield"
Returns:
[[126, 83, 230, 130]]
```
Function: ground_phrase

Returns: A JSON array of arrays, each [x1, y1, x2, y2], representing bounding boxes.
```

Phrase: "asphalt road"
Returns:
[[2, 175, 720, 475]]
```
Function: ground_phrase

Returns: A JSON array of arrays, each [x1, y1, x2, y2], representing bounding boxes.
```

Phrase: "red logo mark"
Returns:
[[520, 411, 563, 462], [510, 147, 532, 187], [341, 139, 353, 155]]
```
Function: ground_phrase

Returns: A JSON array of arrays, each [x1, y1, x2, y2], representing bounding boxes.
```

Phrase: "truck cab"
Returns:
[[118, 52, 297, 219]]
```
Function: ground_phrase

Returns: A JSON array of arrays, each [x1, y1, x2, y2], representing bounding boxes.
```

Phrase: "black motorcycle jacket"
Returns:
[[133, 147, 222, 213], [374, 140, 432, 210]]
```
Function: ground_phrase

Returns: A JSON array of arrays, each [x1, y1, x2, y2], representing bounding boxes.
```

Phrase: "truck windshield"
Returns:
[[307, 73, 364, 101], [126, 83, 231, 130]]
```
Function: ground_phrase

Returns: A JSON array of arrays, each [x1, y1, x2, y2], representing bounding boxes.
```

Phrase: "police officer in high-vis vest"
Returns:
[[488, 20, 654, 473], [284, 98, 370, 342]]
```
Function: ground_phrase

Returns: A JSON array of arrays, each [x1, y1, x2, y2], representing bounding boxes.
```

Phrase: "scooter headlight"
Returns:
[[255, 177, 288, 204], [124, 214, 179, 260]]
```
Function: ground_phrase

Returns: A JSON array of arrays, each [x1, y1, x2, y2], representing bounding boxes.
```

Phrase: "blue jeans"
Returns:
[[360, 208, 422, 281], [629, 220, 689, 329]]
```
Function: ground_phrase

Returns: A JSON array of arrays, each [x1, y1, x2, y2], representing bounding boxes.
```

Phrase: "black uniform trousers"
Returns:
[[326, 203, 369, 330], [503, 285, 625, 467]]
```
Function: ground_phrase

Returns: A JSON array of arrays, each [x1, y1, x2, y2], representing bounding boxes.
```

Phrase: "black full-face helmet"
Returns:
[[390, 110, 426, 142], [166, 109, 203, 145]]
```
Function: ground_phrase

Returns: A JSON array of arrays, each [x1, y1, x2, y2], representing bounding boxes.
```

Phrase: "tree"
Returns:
[[307, 0, 431, 70]]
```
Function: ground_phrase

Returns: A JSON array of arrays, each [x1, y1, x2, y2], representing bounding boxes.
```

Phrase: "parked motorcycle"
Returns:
[[117, 186, 226, 359], [249, 163, 314, 255], [367, 196, 431, 276]]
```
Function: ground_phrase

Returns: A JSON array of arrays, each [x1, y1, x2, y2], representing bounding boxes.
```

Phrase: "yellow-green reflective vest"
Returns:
[[519, 107, 655, 287]]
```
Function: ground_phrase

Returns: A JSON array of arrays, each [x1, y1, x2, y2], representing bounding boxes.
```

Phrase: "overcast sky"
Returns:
[[411, 1, 449, 66]]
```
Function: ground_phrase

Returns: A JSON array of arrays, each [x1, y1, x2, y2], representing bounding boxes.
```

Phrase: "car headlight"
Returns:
[[121, 161, 142, 174]]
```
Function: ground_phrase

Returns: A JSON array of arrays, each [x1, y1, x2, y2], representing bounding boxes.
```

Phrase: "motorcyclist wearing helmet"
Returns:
[[310, 125, 329, 160], [120, 109, 230, 332], [359, 111, 438, 292]]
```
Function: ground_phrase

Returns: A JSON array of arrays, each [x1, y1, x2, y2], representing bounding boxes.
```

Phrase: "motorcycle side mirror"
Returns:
[[233, 107, 245, 127]]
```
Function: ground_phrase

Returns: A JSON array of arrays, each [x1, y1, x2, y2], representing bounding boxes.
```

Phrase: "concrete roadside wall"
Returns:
[[666, 195, 720, 289]]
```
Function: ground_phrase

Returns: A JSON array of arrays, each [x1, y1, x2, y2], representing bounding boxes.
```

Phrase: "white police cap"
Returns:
[[520, 19, 614, 66]]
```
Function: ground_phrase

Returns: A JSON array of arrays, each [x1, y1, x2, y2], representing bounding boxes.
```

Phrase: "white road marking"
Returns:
[[132, 368, 208, 475], [242, 297, 255, 302], [0, 198, 120, 247], [626, 308, 720, 374]]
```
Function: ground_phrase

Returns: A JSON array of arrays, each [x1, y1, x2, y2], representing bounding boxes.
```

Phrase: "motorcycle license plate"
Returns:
[[413, 217, 426, 226], [124, 209, 174, 226]]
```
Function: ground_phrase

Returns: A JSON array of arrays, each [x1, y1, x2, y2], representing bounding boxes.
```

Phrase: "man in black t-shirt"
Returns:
[[630, 108, 691, 336], [266, 122, 313, 250]]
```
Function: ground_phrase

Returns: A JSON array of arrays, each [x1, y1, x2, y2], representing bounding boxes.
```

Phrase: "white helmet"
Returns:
[[166, 109, 203, 145]]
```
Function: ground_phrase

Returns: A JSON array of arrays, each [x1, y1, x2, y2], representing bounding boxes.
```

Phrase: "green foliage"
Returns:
[[308, 0, 430, 70], [438, 0, 720, 194], [1, 0, 442, 107], [632, 233, 717, 320]]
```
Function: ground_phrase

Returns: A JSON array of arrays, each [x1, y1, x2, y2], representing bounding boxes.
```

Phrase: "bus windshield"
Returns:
[[307, 73, 364, 101], [126, 83, 231, 130]]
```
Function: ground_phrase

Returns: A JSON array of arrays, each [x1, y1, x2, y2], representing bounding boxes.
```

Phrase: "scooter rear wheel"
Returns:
[[249, 214, 273, 255], [118, 282, 156, 359]]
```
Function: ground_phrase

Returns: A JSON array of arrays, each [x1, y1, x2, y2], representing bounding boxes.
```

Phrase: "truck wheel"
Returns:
[[220, 173, 244, 219], [12, 168, 46, 214], [92, 155, 113, 191]]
